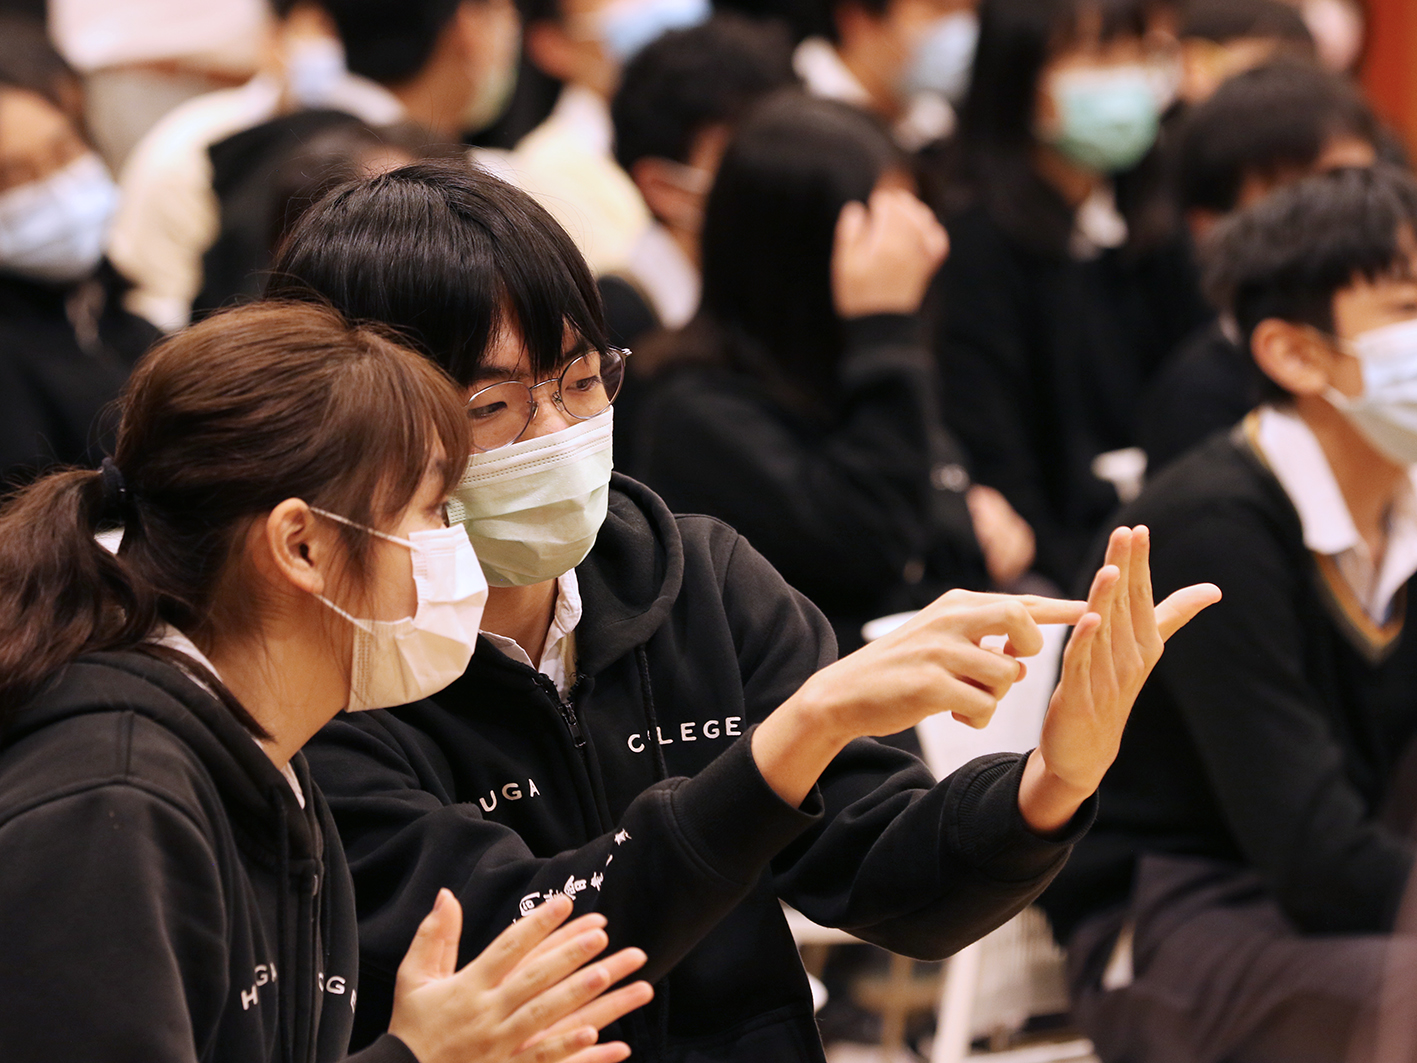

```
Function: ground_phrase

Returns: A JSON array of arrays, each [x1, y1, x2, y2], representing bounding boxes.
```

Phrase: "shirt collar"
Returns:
[[544, 84, 615, 158], [626, 223, 700, 330]]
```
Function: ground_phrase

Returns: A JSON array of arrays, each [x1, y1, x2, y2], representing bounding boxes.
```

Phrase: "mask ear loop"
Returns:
[[307, 506, 417, 632], [308, 505, 415, 549]]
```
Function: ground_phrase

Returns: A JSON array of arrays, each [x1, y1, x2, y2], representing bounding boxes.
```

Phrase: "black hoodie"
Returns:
[[0, 650, 415, 1063], [308, 476, 1092, 1062]]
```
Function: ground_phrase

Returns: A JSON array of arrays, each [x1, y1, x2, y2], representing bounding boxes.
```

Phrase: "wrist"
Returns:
[[752, 681, 854, 808], [1017, 750, 1095, 837]]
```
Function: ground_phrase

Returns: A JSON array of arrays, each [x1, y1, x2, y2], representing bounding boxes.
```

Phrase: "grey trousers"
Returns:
[[1065, 855, 1417, 1063]]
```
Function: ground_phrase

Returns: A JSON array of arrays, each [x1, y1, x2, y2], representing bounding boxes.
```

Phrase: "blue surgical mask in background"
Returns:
[[1040, 65, 1161, 174], [286, 35, 347, 109], [0, 152, 117, 285], [901, 10, 979, 103], [592, 0, 711, 64]]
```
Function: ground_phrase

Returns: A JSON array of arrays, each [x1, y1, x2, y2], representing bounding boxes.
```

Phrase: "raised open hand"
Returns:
[[389, 890, 654, 1063], [1018, 525, 1221, 834]]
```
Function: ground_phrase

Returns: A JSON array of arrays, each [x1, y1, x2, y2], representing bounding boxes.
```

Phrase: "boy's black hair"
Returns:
[[322, 0, 463, 85], [611, 13, 796, 173], [1176, 59, 1378, 215], [1180, 0, 1313, 46], [1205, 166, 1417, 397], [265, 160, 608, 386]]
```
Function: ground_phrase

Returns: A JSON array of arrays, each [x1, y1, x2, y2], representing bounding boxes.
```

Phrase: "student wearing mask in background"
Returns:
[[1042, 164, 1417, 1063], [269, 159, 1219, 1062], [110, 0, 519, 332], [627, 92, 1034, 653], [497, 0, 708, 273], [794, 0, 979, 150], [600, 13, 796, 351], [0, 300, 653, 1063], [0, 17, 159, 487], [1174, 0, 1313, 108], [928, 0, 1210, 588], [1138, 59, 1382, 473]]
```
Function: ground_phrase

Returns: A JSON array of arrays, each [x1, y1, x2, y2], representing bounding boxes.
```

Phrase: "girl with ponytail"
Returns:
[[0, 301, 651, 1063]]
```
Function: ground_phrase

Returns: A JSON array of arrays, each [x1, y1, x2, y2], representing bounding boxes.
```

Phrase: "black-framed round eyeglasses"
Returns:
[[466, 347, 629, 451]]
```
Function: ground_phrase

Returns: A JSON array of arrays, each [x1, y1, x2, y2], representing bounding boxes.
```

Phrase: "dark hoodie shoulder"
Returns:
[[0, 651, 378, 1063]]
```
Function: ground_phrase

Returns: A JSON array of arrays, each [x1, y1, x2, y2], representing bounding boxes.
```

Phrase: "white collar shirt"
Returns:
[[625, 223, 700, 330], [481, 570, 584, 699], [792, 37, 955, 150], [1255, 404, 1417, 624]]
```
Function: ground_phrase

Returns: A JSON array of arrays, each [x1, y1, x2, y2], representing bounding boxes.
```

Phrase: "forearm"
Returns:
[[1018, 749, 1097, 836]]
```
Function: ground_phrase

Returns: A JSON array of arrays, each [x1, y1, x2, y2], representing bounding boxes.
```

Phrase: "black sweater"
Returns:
[[307, 475, 1091, 1062], [1137, 320, 1264, 474], [1040, 429, 1417, 943], [931, 205, 1211, 586], [0, 264, 158, 486], [625, 314, 989, 652], [0, 650, 413, 1063]]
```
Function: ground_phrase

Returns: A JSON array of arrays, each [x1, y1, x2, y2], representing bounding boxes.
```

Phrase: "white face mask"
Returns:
[[286, 35, 348, 109], [591, 0, 711, 64], [445, 409, 615, 588], [901, 10, 979, 103], [310, 509, 488, 712], [1326, 318, 1417, 466], [0, 153, 117, 285]]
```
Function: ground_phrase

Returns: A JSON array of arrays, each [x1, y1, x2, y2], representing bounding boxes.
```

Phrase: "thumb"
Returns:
[[835, 199, 869, 255], [1155, 583, 1222, 641], [399, 888, 462, 986]]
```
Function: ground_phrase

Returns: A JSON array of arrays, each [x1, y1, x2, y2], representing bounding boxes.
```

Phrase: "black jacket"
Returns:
[[1040, 429, 1417, 943], [931, 205, 1211, 585], [1137, 320, 1262, 474], [307, 475, 1091, 1062], [625, 314, 989, 652], [0, 650, 414, 1063], [0, 263, 158, 486]]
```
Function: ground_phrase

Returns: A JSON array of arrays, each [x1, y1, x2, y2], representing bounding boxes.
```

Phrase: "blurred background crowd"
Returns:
[[0, 0, 1415, 1059]]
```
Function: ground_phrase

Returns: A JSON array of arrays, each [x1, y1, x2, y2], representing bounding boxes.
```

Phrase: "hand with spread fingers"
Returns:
[[750, 525, 1219, 820], [1017, 525, 1221, 833], [389, 890, 654, 1063]]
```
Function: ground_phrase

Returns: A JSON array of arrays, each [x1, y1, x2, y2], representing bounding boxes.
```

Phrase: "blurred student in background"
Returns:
[[110, 0, 519, 332], [500, 0, 709, 273], [601, 13, 795, 350], [1139, 58, 1381, 473], [793, 0, 979, 149], [628, 92, 1034, 653], [929, 0, 1210, 588], [1174, 0, 1313, 108], [1043, 164, 1417, 1063], [0, 16, 158, 487]]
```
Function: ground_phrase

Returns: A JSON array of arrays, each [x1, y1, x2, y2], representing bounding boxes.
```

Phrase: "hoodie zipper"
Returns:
[[536, 673, 585, 748]]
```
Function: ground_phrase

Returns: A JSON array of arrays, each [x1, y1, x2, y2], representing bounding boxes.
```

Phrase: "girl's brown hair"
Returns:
[[0, 301, 471, 728]]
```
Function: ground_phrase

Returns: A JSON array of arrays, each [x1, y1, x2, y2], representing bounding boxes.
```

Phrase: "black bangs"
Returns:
[[266, 160, 608, 386], [1204, 165, 1417, 340]]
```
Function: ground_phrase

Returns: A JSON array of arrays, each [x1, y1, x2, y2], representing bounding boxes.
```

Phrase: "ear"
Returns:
[[257, 499, 333, 598], [1251, 319, 1340, 397]]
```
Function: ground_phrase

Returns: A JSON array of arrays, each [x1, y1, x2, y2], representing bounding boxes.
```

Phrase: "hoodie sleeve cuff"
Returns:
[[346, 1033, 421, 1063], [944, 752, 1096, 883], [665, 726, 823, 888], [841, 313, 925, 351]]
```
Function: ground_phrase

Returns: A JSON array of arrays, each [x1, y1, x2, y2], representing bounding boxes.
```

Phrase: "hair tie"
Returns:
[[97, 457, 131, 522]]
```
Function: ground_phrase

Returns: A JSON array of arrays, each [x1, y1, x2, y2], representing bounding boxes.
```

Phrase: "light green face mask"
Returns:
[[1041, 64, 1162, 174], [445, 410, 615, 587]]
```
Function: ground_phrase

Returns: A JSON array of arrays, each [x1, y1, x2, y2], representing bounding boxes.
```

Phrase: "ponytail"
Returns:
[[0, 467, 158, 715]]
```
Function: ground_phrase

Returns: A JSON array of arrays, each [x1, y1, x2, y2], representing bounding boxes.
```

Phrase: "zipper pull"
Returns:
[[559, 700, 586, 748]]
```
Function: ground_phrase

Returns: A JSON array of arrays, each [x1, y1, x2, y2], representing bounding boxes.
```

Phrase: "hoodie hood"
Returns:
[[573, 473, 685, 675], [5, 649, 316, 862]]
